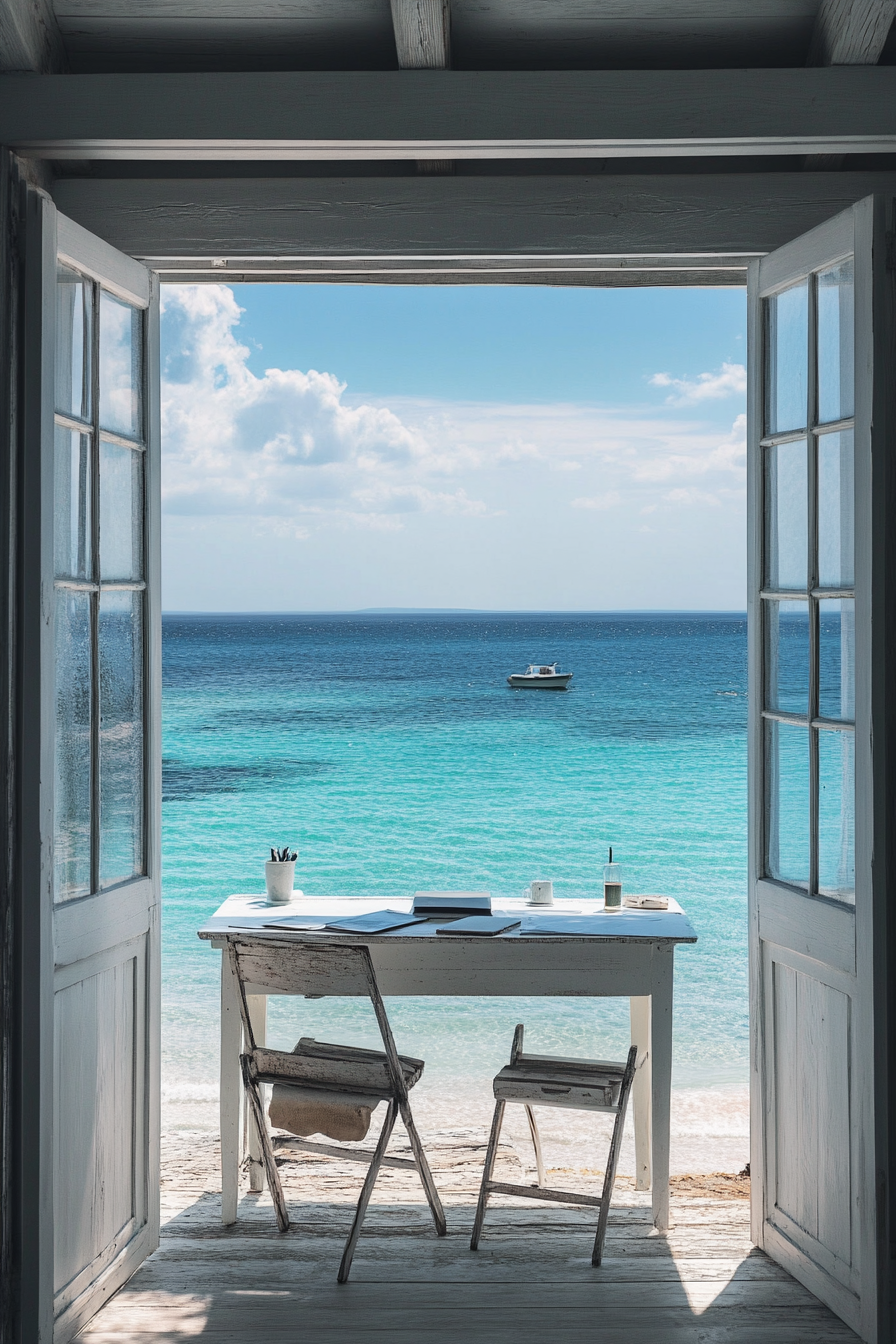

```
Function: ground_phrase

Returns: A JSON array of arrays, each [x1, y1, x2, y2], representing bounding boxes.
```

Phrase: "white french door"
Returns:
[[748, 196, 895, 1342], [27, 193, 161, 1342]]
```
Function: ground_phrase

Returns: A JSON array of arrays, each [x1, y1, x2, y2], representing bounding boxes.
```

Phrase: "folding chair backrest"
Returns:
[[226, 935, 407, 1097], [229, 936, 375, 999]]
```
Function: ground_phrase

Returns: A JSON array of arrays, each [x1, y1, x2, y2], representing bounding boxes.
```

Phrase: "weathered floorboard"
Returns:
[[76, 1129, 859, 1343]]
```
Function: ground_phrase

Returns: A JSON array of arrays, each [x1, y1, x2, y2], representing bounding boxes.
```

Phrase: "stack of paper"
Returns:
[[521, 913, 666, 937]]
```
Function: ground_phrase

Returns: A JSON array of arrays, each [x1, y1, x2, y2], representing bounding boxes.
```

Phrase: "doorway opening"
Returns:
[[158, 279, 751, 1196], [43, 197, 877, 1344]]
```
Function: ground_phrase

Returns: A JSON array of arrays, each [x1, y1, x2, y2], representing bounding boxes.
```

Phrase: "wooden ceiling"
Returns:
[[31, 0, 896, 75], [3, 0, 894, 274]]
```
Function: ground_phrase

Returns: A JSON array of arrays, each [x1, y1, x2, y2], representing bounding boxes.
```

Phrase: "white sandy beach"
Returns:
[[162, 1080, 749, 1178]]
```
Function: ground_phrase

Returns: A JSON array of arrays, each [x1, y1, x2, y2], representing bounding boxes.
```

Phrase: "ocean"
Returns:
[[161, 612, 749, 1173]]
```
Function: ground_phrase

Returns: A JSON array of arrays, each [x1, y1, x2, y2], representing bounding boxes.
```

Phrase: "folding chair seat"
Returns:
[[226, 936, 447, 1282], [470, 1024, 638, 1266], [265, 1036, 424, 1143]]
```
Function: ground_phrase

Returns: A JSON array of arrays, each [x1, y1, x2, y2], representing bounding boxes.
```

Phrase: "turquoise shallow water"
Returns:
[[161, 612, 748, 1135]]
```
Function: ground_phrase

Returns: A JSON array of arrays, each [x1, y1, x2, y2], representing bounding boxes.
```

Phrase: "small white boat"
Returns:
[[507, 663, 573, 689]]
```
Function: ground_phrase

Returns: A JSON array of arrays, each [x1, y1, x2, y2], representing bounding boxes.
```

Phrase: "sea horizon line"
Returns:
[[161, 607, 748, 617]]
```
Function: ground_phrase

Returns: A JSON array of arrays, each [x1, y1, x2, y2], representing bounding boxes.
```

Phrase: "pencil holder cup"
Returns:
[[265, 860, 296, 904]]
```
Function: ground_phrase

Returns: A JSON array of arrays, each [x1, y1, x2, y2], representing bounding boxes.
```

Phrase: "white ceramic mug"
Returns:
[[265, 859, 296, 904], [525, 879, 554, 905]]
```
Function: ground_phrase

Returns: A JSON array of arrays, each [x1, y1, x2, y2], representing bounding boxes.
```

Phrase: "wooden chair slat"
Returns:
[[495, 1061, 623, 1090], [230, 937, 374, 998], [486, 1180, 604, 1208], [296, 1036, 425, 1073], [516, 1052, 628, 1075], [273, 1135, 418, 1171], [252, 1071, 391, 1100], [493, 1077, 619, 1111], [250, 1046, 423, 1094]]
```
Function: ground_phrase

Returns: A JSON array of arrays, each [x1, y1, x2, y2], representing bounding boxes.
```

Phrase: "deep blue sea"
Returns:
[[161, 612, 749, 1160]]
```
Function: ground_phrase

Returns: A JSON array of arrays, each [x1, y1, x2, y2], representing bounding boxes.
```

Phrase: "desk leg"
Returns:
[[629, 996, 651, 1192], [651, 951, 674, 1232], [220, 951, 242, 1225], [246, 994, 267, 1192]]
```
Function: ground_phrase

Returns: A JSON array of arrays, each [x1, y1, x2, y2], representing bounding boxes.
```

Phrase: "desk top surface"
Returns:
[[198, 894, 698, 946]]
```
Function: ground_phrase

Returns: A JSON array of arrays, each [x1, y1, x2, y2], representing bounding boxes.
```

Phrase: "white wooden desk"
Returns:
[[199, 895, 697, 1232]]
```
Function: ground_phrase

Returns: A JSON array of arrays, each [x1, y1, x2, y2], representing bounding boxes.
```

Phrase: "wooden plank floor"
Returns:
[[80, 1130, 860, 1343]]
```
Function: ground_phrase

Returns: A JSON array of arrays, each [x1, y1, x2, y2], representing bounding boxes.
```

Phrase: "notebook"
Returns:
[[436, 916, 521, 937], [320, 910, 430, 935], [413, 891, 492, 916]]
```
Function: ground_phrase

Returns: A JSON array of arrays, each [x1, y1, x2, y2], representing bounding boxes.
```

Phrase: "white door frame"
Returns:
[[4, 161, 896, 1342]]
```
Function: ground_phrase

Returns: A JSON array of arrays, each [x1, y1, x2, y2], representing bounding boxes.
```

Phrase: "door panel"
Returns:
[[749, 196, 894, 1342], [53, 939, 146, 1313], [770, 955, 852, 1277], [41, 207, 161, 1342]]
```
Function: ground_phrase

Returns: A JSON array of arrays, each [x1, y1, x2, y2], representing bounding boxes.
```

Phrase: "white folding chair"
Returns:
[[471, 1024, 638, 1266], [226, 935, 447, 1282]]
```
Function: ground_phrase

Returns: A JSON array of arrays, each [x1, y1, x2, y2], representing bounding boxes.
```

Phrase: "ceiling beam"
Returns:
[[49, 170, 896, 272], [804, 1, 894, 168], [389, 2, 452, 174], [2, 70, 895, 161], [391, 0, 450, 70], [808, 0, 895, 64], [0, 0, 65, 73]]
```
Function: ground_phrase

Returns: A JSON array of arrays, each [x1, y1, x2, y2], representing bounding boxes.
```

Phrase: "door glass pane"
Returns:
[[767, 720, 810, 887], [99, 589, 143, 886], [819, 598, 855, 722], [764, 599, 809, 715], [55, 591, 92, 901], [55, 266, 92, 423], [99, 292, 142, 438], [817, 258, 854, 425], [818, 430, 854, 588], [765, 281, 808, 435], [54, 427, 92, 581], [765, 440, 808, 590], [100, 440, 143, 581], [818, 729, 855, 900]]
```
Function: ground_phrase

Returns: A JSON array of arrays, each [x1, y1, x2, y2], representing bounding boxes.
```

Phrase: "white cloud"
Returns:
[[349, 483, 487, 516], [665, 488, 723, 507], [631, 414, 746, 484], [161, 286, 483, 524], [493, 440, 542, 465], [571, 491, 622, 511], [161, 287, 747, 540], [650, 362, 747, 406]]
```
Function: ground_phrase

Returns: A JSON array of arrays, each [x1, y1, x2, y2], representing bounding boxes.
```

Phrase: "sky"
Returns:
[[160, 283, 747, 612]]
